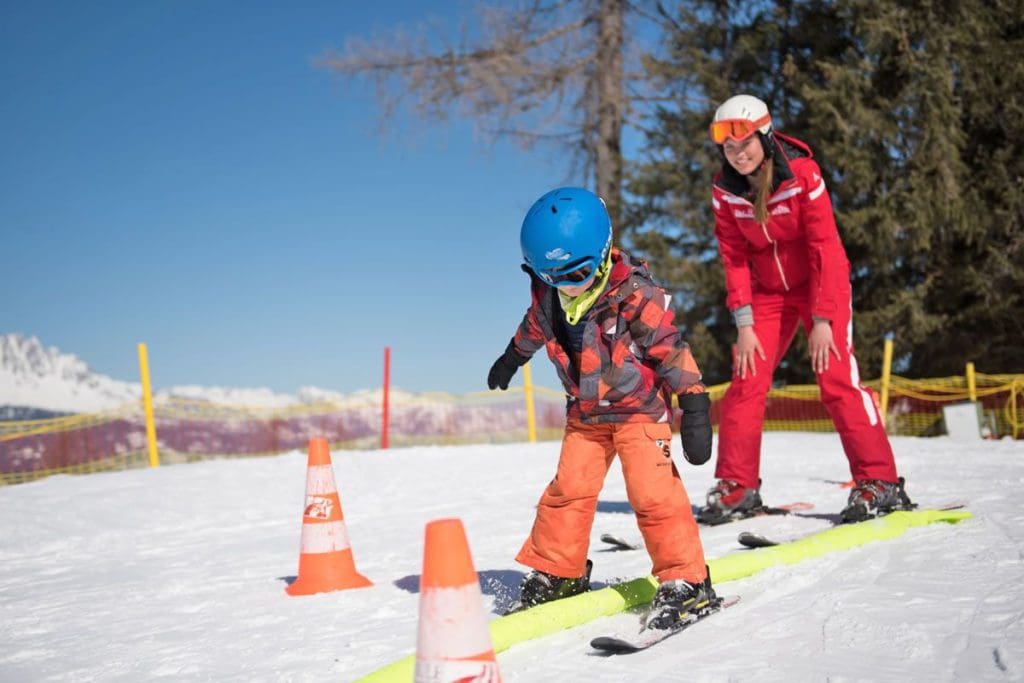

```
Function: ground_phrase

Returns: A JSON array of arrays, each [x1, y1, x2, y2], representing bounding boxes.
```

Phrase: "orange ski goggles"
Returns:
[[709, 114, 772, 144]]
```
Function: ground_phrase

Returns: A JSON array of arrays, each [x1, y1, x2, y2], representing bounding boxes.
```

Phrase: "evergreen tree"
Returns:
[[628, 0, 1024, 383], [796, 0, 1024, 377], [927, 0, 1024, 375]]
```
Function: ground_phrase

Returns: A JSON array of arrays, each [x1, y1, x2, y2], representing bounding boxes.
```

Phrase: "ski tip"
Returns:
[[737, 531, 779, 548], [718, 594, 742, 608], [932, 500, 969, 511], [590, 636, 641, 654], [589, 595, 741, 654], [599, 533, 640, 550]]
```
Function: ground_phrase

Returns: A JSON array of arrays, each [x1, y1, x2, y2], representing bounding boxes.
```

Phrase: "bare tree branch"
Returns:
[[316, 0, 637, 221]]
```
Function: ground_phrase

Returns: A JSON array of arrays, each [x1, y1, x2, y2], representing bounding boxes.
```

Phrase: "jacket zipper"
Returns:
[[772, 241, 790, 291], [758, 221, 790, 291]]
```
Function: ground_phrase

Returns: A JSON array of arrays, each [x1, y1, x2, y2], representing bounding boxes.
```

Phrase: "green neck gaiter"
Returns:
[[559, 252, 613, 325]]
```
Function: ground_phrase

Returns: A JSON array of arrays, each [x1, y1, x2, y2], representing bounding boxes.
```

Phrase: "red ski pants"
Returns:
[[516, 420, 707, 583], [716, 285, 899, 489]]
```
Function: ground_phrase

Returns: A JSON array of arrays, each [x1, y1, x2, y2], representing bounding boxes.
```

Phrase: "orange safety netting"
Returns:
[[2, 373, 1021, 485]]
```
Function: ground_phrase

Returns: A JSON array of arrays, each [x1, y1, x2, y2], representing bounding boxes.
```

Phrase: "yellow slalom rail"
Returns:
[[355, 508, 971, 682]]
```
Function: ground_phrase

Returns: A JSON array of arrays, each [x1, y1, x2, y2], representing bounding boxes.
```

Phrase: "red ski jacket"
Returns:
[[711, 133, 851, 321], [510, 248, 705, 424]]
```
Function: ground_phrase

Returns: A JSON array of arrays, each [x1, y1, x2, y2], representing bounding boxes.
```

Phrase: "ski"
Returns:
[[736, 501, 968, 549], [590, 595, 740, 654], [736, 530, 782, 548], [599, 533, 641, 551], [698, 501, 814, 527], [599, 502, 816, 552]]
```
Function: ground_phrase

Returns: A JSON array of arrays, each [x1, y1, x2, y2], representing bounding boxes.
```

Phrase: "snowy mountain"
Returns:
[[0, 333, 141, 414], [0, 333, 387, 416]]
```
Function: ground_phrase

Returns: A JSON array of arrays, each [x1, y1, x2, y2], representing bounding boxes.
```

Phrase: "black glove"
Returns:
[[678, 392, 713, 465], [487, 341, 528, 390]]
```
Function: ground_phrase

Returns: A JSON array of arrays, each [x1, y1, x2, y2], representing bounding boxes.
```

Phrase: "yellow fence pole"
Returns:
[[137, 343, 160, 468], [880, 333, 894, 420], [966, 362, 977, 402], [1011, 380, 1022, 440], [523, 361, 537, 443]]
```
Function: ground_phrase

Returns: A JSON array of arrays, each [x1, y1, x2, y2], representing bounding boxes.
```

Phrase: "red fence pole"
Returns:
[[381, 346, 390, 450]]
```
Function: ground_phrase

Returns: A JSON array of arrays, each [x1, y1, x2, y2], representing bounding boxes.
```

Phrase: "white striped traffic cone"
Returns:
[[285, 438, 372, 596], [414, 518, 501, 682]]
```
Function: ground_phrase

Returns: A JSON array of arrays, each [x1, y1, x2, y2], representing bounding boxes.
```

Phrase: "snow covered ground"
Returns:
[[1, 432, 1022, 682]]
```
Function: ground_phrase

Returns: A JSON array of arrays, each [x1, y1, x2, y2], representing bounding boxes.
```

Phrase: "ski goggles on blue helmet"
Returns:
[[520, 187, 612, 288], [536, 256, 600, 286]]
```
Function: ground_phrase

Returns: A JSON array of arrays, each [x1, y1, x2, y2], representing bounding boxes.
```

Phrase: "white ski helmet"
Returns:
[[710, 94, 773, 144]]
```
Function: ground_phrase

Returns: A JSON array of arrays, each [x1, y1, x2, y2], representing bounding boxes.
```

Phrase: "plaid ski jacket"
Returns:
[[510, 248, 705, 424]]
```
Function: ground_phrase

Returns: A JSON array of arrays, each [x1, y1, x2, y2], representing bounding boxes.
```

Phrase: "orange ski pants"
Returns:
[[515, 419, 707, 583]]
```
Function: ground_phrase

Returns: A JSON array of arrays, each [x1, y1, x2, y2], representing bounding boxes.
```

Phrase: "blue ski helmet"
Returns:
[[520, 187, 612, 287]]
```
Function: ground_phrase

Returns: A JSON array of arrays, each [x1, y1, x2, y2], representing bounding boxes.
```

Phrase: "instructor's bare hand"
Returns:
[[809, 319, 841, 373], [735, 326, 766, 379]]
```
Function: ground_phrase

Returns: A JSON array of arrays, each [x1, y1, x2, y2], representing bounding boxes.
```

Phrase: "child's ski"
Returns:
[[736, 530, 782, 548], [598, 533, 642, 551], [590, 595, 740, 654]]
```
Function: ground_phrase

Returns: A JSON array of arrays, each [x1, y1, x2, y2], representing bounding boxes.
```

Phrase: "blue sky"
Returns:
[[2, 1, 588, 395]]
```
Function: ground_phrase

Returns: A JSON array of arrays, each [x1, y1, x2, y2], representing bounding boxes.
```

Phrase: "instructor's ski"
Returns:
[[599, 502, 816, 552], [736, 501, 968, 549], [590, 595, 740, 654], [697, 501, 814, 527]]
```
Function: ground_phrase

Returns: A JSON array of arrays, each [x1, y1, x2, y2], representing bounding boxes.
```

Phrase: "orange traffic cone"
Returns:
[[414, 518, 501, 683], [285, 438, 372, 596]]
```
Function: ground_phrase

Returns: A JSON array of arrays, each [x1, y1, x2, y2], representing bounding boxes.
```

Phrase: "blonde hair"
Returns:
[[752, 157, 774, 224]]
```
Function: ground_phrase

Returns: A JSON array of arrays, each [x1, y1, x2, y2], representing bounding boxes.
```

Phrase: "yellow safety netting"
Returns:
[[2, 373, 1020, 485]]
